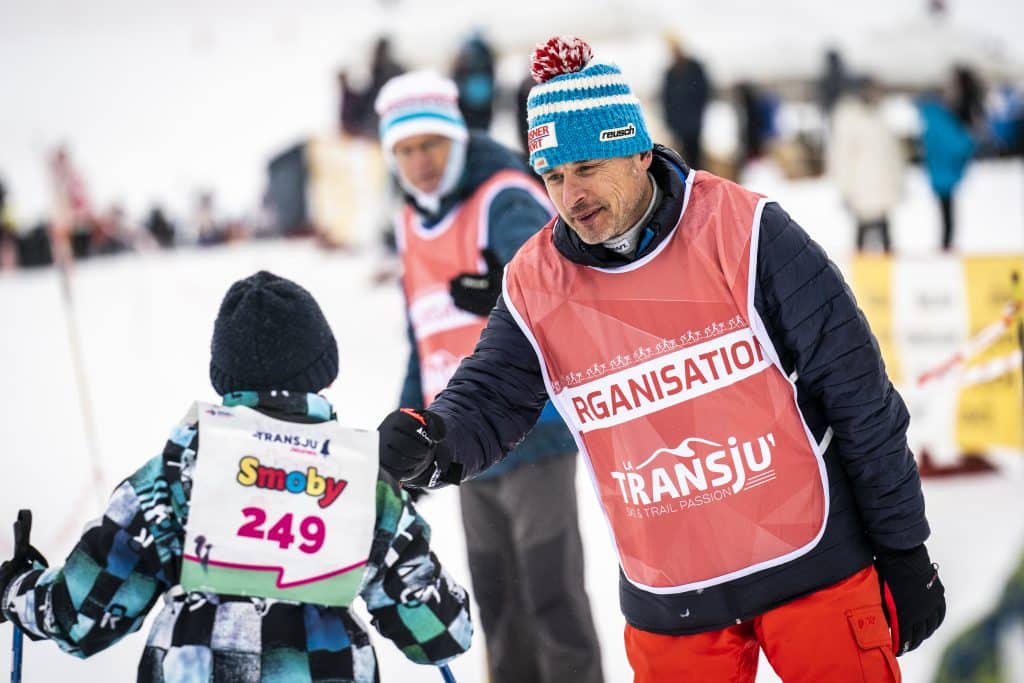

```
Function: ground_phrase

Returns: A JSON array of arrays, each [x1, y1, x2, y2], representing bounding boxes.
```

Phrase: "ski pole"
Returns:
[[439, 664, 456, 683], [11, 625, 23, 683], [55, 254, 106, 514], [8, 510, 40, 683]]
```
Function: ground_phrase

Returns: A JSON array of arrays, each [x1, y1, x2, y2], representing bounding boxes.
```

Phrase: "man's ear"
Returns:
[[639, 149, 653, 169]]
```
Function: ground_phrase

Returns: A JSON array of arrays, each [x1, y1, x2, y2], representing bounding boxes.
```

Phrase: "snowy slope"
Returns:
[[1, 159, 1023, 681]]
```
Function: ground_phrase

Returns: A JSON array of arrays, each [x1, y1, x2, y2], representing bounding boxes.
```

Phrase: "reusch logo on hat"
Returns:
[[599, 123, 636, 142], [528, 122, 559, 153]]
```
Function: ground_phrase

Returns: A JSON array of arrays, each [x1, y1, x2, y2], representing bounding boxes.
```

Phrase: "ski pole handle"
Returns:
[[8, 509, 34, 683], [439, 664, 456, 683], [11, 624, 23, 683]]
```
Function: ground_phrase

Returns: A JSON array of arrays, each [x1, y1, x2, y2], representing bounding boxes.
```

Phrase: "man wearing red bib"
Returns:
[[378, 38, 946, 681], [374, 71, 604, 683]]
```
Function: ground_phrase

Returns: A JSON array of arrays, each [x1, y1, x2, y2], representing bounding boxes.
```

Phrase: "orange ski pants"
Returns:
[[625, 566, 900, 682]]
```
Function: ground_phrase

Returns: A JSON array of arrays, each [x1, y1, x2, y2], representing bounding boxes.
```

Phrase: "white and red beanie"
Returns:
[[374, 70, 469, 152], [525, 36, 652, 173]]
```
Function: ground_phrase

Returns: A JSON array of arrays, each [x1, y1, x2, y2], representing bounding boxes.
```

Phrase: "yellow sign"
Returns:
[[955, 256, 1024, 452], [307, 134, 386, 247], [849, 255, 900, 384]]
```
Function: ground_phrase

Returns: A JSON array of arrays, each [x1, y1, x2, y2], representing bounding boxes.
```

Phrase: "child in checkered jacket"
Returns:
[[0, 272, 473, 682]]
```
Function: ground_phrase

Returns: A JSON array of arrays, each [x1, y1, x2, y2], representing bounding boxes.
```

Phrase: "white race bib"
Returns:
[[180, 402, 377, 607]]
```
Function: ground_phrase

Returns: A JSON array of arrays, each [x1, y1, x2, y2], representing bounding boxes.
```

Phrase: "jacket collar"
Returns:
[[221, 391, 334, 423]]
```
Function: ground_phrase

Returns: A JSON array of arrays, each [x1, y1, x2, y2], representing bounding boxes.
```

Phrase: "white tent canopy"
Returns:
[[846, 16, 1023, 88]]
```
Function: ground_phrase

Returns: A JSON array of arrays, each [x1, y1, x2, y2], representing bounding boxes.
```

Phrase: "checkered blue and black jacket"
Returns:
[[0, 392, 473, 682]]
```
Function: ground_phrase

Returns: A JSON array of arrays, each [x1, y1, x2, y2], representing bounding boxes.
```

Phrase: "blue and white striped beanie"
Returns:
[[375, 70, 469, 151], [526, 36, 652, 173]]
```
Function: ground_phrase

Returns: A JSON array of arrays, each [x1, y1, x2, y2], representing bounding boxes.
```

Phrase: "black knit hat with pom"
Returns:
[[209, 271, 338, 395]]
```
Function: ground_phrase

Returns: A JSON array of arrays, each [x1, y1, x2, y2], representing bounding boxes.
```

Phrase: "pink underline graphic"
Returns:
[[183, 554, 369, 589]]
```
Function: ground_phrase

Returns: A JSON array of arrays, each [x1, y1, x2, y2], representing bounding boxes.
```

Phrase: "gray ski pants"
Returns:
[[459, 452, 604, 683]]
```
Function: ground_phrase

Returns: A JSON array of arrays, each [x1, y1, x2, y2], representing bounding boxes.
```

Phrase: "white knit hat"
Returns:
[[374, 70, 469, 151]]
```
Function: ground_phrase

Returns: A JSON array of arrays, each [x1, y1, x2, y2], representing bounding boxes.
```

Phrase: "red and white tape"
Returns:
[[916, 300, 1022, 388]]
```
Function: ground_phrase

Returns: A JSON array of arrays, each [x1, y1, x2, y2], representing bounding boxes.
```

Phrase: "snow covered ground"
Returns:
[[1, 157, 1022, 681]]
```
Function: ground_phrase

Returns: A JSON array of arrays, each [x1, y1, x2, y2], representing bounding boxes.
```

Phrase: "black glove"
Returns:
[[378, 408, 461, 487], [0, 510, 48, 624], [449, 248, 503, 317], [875, 544, 946, 655]]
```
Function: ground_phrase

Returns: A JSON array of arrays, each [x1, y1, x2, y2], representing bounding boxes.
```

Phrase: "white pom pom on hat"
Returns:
[[530, 35, 594, 83]]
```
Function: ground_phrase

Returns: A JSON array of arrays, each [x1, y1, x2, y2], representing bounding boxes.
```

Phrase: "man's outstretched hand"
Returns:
[[378, 408, 451, 487]]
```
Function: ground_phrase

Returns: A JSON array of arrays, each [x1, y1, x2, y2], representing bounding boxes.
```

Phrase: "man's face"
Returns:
[[392, 134, 452, 194], [540, 152, 653, 245]]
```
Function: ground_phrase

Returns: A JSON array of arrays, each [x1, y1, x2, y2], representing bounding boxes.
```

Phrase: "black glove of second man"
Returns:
[[875, 543, 946, 656], [449, 248, 503, 317], [378, 408, 460, 487]]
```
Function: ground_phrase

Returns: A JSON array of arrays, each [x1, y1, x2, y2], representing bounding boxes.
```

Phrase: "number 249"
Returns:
[[237, 508, 325, 554]]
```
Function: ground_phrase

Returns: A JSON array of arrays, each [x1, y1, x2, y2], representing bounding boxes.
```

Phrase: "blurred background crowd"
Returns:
[[1, 0, 1022, 271]]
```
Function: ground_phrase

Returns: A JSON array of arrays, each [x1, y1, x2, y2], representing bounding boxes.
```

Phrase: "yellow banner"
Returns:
[[955, 256, 1024, 452], [849, 255, 901, 385], [307, 134, 386, 247]]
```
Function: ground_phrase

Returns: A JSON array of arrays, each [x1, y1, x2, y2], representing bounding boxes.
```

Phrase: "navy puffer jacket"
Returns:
[[429, 145, 930, 634]]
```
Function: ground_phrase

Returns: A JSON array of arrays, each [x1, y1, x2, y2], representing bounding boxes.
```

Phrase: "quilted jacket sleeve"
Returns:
[[429, 296, 550, 480], [753, 201, 929, 551]]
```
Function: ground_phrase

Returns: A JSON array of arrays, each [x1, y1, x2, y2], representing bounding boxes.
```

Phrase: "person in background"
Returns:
[[734, 80, 767, 169], [337, 69, 373, 139], [661, 34, 711, 170], [194, 191, 228, 246], [0, 271, 472, 682], [379, 34, 946, 682], [374, 70, 604, 683], [918, 69, 977, 252], [452, 30, 497, 132], [336, 36, 407, 141], [366, 37, 406, 138], [145, 206, 176, 249], [951, 65, 986, 135], [818, 48, 849, 120], [988, 81, 1024, 156], [516, 72, 536, 156], [828, 77, 907, 253], [0, 178, 17, 269], [48, 145, 95, 261], [91, 203, 132, 256]]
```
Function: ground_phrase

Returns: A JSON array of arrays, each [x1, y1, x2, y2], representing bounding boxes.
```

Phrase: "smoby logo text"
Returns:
[[236, 456, 348, 509]]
